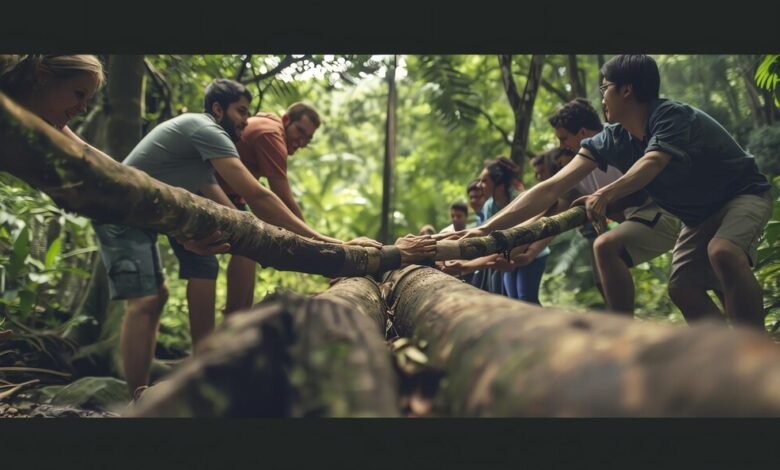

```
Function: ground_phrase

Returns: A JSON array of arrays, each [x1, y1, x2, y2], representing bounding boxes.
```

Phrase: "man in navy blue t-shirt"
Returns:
[[455, 55, 772, 330]]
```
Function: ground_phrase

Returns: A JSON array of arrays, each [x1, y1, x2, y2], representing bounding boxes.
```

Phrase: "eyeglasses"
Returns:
[[599, 82, 615, 97]]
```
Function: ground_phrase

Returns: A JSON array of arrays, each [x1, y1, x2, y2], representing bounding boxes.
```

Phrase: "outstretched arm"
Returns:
[[268, 176, 305, 221], [574, 150, 671, 224], [212, 156, 340, 243], [438, 153, 597, 241]]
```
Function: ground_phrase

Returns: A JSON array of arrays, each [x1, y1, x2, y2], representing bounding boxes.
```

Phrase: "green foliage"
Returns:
[[0, 174, 95, 330], [756, 176, 780, 334], [746, 122, 780, 176], [755, 55, 780, 107]]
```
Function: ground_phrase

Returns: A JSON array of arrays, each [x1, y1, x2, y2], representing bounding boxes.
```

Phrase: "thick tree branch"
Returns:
[[239, 54, 312, 86], [540, 78, 570, 103], [476, 108, 511, 146], [0, 92, 402, 277], [234, 54, 253, 82]]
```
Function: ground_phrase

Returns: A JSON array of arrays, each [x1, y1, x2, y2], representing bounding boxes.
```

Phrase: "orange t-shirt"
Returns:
[[217, 112, 288, 202]]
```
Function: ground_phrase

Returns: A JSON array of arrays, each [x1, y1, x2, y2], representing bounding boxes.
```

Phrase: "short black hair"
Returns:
[[548, 98, 602, 134], [601, 54, 660, 102], [466, 178, 482, 193], [450, 200, 468, 214], [532, 148, 568, 177], [204, 79, 252, 116], [485, 156, 520, 189]]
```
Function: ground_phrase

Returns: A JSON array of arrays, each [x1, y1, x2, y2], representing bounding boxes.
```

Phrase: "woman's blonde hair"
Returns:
[[0, 54, 105, 99]]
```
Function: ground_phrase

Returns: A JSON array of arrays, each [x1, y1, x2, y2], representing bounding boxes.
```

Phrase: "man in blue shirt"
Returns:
[[455, 55, 772, 330]]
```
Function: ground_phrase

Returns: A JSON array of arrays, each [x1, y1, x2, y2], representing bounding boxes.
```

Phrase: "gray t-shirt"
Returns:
[[124, 113, 239, 193], [581, 99, 770, 226]]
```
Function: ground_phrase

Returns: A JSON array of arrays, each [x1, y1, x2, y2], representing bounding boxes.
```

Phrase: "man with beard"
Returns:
[[93, 79, 384, 398], [217, 102, 323, 314]]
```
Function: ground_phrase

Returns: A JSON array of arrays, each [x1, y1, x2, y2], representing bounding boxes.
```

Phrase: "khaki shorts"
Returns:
[[609, 200, 681, 266], [669, 191, 774, 291]]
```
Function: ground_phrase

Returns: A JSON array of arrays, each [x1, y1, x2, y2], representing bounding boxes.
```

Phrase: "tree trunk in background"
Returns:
[[104, 56, 146, 160], [383, 266, 780, 417], [130, 277, 399, 417], [567, 55, 586, 99], [597, 55, 606, 84], [65, 56, 152, 379], [739, 55, 769, 127], [379, 55, 397, 244], [0, 92, 402, 278], [498, 54, 545, 174], [719, 59, 744, 126]]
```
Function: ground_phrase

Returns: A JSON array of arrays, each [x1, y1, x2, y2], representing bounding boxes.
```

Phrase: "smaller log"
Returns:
[[435, 206, 587, 261]]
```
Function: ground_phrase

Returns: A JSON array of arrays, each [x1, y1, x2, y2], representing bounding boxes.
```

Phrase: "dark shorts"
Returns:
[[93, 223, 165, 300], [166, 235, 220, 280], [94, 222, 219, 300]]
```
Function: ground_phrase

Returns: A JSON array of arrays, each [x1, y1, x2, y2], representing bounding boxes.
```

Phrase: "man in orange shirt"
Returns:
[[217, 102, 320, 314]]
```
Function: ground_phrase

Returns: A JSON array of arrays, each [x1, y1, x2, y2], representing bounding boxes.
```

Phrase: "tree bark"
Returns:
[[383, 266, 780, 417], [129, 277, 399, 417], [379, 55, 397, 244], [739, 56, 769, 127], [567, 55, 586, 99], [434, 206, 587, 261], [498, 55, 545, 174], [597, 54, 606, 88], [104, 56, 145, 160], [0, 91, 402, 278]]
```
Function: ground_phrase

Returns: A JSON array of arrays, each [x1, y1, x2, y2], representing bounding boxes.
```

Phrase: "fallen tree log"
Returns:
[[129, 277, 399, 417], [0, 92, 400, 277], [383, 266, 780, 417]]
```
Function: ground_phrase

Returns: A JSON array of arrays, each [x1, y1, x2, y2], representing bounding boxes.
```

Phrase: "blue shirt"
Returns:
[[581, 99, 769, 226]]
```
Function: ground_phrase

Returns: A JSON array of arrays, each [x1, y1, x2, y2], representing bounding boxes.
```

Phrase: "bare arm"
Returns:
[[211, 157, 340, 243], [267, 176, 305, 221], [594, 151, 671, 202], [480, 153, 598, 233], [575, 151, 671, 224], [441, 254, 499, 277], [199, 182, 237, 209], [62, 125, 89, 146]]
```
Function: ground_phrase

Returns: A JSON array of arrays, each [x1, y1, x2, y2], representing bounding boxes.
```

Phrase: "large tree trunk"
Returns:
[[739, 55, 770, 127], [104, 55, 146, 160], [567, 55, 586, 99], [0, 91, 401, 278], [62, 56, 160, 380], [129, 277, 399, 417], [383, 266, 780, 417], [379, 55, 397, 244], [498, 55, 545, 174]]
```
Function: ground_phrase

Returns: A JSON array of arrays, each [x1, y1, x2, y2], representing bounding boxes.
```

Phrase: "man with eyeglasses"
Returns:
[[216, 102, 323, 314], [448, 55, 772, 331]]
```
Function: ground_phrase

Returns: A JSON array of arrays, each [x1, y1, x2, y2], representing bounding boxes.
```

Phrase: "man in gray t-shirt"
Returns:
[[93, 79, 383, 398], [124, 112, 239, 193]]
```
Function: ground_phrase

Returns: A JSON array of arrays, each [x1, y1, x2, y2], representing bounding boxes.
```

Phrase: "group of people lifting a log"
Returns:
[[1, 54, 774, 400]]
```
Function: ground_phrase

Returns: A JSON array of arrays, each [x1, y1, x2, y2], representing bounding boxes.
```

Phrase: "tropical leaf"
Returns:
[[755, 54, 780, 107]]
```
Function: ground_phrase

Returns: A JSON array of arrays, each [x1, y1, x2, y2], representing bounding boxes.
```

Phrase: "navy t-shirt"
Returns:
[[580, 99, 769, 226]]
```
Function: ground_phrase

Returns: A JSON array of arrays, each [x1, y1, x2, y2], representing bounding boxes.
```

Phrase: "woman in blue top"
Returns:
[[479, 157, 554, 304]]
